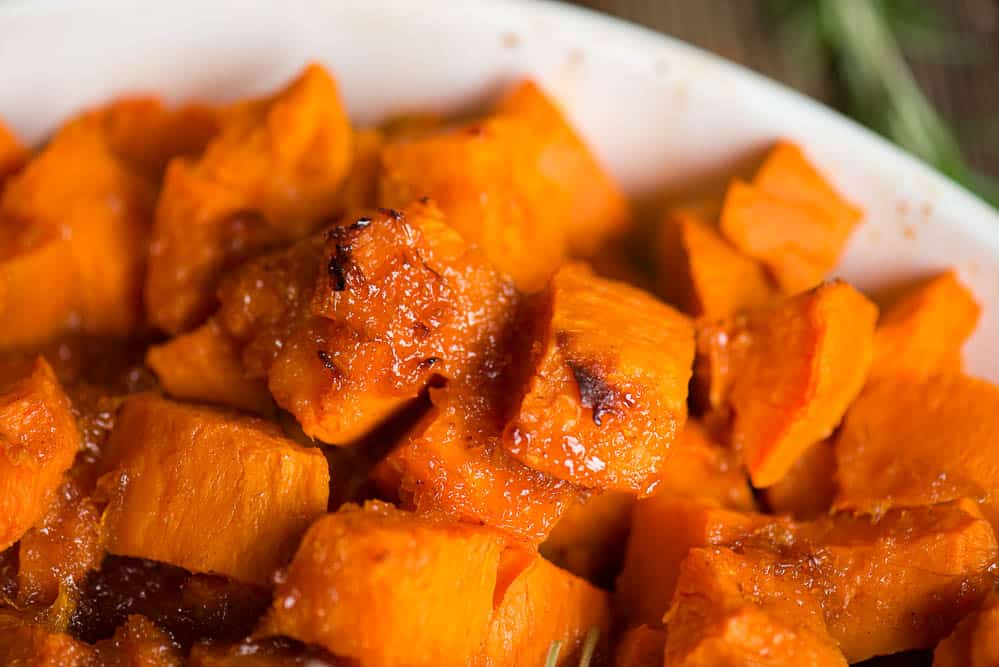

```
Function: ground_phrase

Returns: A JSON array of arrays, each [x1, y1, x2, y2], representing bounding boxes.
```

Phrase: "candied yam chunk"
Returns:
[[871, 270, 980, 383], [763, 437, 837, 519], [0, 119, 28, 184], [696, 280, 877, 487], [0, 357, 80, 550], [146, 63, 353, 333], [475, 550, 611, 666], [835, 374, 999, 528], [504, 262, 694, 492], [614, 625, 666, 667], [190, 639, 342, 666], [540, 490, 635, 582], [657, 419, 756, 511], [256, 501, 507, 667], [657, 205, 776, 318], [378, 385, 581, 543], [0, 612, 95, 666], [720, 142, 861, 295], [615, 497, 776, 629], [380, 80, 628, 291], [332, 128, 384, 213], [0, 240, 79, 349], [93, 614, 183, 667], [664, 547, 848, 667], [97, 394, 329, 585], [934, 593, 999, 667], [146, 318, 274, 415]]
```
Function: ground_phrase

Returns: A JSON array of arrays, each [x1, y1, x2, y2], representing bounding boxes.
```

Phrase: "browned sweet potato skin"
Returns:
[[98, 394, 329, 585], [256, 502, 506, 667], [146, 63, 353, 333], [503, 262, 694, 493], [614, 625, 666, 667], [0, 357, 80, 551], [934, 593, 999, 667], [696, 280, 877, 487]]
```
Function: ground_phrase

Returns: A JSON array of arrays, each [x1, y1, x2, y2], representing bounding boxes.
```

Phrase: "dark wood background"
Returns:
[[570, 0, 999, 178]]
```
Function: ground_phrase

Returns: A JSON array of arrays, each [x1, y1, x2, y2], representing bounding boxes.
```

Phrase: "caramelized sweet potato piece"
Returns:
[[615, 497, 776, 629], [664, 547, 848, 667], [835, 374, 999, 529], [614, 625, 666, 667], [696, 280, 877, 487], [256, 502, 507, 667], [475, 549, 611, 666], [658, 419, 756, 511], [870, 270, 980, 383], [0, 358, 80, 550], [763, 437, 837, 519], [0, 119, 28, 184], [0, 612, 95, 666], [332, 128, 384, 213], [93, 615, 183, 667], [934, 593, 999, 667], [540, 490, 635, 582], [720, 142, 861, 294], [657, 205, 776, 317], [0, 118, 156, 346], [146, 318, 273, 415], [146, 63, 353, 333], [190, 639, 342, 666], [504, 262, 694, 492], [97, 394, 329, 585], [380, 80, 628, 291]]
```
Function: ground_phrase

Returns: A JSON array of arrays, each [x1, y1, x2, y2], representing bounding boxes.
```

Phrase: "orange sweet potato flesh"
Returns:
[[664, 546, 848, 667], [0, 357, 80, 550], [256, 501, 507, 667], [218, 202, 518, 444], [146, 63, 353, 333], [657, 205, 776, 318], [474, 550, 611, 667], [503, 262, 694, 493], [540, 490, 635, 582], [331, 128, 384, 214], [146, 318, 274, 415], [934, 593, 999, 667], [380, 80, 629, 292], [614, 625, 666, 667], [189, 639, 343, 666], [720, 141, 861, 295], [763, 437, 837, 519], [870, 270, 980, 383], [93, 614, 183, 667], [835, 374, 999, 529], [696, 280, 877, 487], [97, 394, 329, 586], [0, 119, 28, 185], [0, 612, 95, 666]]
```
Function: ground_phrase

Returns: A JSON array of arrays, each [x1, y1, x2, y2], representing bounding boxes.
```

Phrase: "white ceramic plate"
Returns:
[[2, 0, 997, 379]]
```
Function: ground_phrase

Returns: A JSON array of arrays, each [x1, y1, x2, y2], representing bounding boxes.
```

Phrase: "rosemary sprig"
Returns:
[[768, 0, 999, 208], [578, 627, 601, 667], [544, 640, 563, 667]]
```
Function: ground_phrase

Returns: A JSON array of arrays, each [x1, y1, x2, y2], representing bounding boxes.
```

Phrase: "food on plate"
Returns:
[[0, 61, 995, 666]]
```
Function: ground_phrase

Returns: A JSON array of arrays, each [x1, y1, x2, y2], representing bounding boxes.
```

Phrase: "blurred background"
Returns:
[[570, 0, 999, 205]]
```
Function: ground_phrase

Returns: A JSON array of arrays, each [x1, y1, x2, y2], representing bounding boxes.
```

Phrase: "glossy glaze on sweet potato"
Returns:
[[657, 205, 776, 318], [835, 374, 999, 528], [0, 611, 95, 666], [0, 358, 80, 551], [696, 280, 877, 487], [614, 625, 666, 667], [504, 262, 694, 493], [97, 394, 329, 585], [0, 119, 28, 185], [256, 501, 507, 667], [146, 63, 353, 333], [93, 614, 183, 667], [870, 270, 980, 383], [934, 593, 999, 667], [380, 80, 628, 291], [720, 141, 861, 295]]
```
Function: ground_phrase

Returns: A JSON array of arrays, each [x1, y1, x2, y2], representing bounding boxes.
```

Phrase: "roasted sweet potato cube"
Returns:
[[377, 385, 582, 543], [657, 205, 776, 317], [934, 593, 999, 667], [0, 358, 80, 550], [98, 394, 329, 585], [696, 280, 877, 487], [380, 80, 628, 291], [615, 496, 777, 629], [664, 547, 848, 667], [658, 419, 756, 511], [614, 625, 666, 667], [146, 318, 274, 415], [763, 437, 836, 519], [332, 128, 384, 213], [835, 374, 999, 529], [0, 241, 79, 349], [256, 501, 507, 667], [0, 612, 95, 666], [503, 262, 693, 492], [540, 490, 635, 582], [190, 639, 342, 666], [475, 549, 611, 666], [870, 270, 980, 383], [720, 142, 861, 295], [146, 63, 353, 333], [94, 615, 183, 667], [0, 119, 27, 184]]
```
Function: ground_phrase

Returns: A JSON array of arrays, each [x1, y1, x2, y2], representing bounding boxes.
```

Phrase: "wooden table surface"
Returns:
[[570, 0, 999, 179]]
